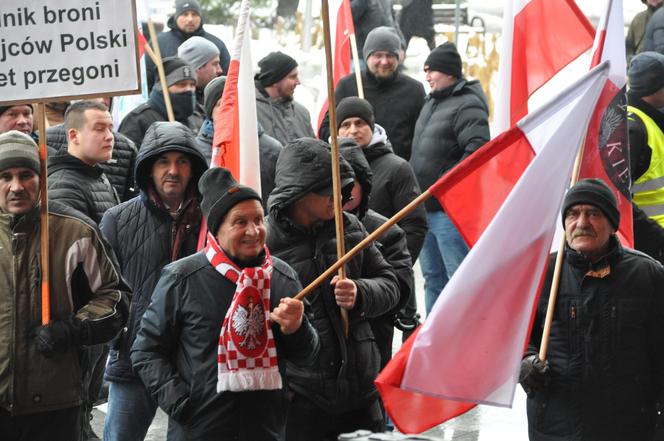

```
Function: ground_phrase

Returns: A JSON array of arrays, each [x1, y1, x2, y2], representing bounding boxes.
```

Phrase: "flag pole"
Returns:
[[538, 132, 588, 361], [322, 0, 351, 337], [36, 102, 50, 325], [145, 19, 175, 122], [296, 189, 432, 301], [349, 33, 364, 99]]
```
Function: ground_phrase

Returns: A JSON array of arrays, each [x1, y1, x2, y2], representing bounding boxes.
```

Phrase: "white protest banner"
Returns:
[[0, 0, 140, 104]]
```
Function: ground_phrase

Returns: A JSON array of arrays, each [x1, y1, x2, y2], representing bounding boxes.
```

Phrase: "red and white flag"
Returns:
[[314, 0, 355, 132], [211, 0, 260, 191], [578, 0, 632, 246], [494, 0, 595, 133], [376, 62, 610, 434]]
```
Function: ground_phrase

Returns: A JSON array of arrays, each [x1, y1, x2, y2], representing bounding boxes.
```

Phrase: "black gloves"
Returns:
[[519, 354, 550, 397], [35, 318, 89, 358]]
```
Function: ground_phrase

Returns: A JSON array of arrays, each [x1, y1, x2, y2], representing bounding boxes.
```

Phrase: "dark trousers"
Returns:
[[286, 395, 384, 441], [0, 406, 82, 441]]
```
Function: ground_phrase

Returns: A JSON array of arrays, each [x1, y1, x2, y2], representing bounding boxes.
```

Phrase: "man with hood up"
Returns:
[[145, 0, 230, 92], [410, 41, 490, 315], [266, 137, 399, 440], [100, 121, 208, 441], [119, 57, 200, 148]]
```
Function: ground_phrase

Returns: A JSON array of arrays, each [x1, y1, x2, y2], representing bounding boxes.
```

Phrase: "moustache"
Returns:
[[162, 174, 181, 183], [8, 191, 28, 201], [572, 228, 595, 239]]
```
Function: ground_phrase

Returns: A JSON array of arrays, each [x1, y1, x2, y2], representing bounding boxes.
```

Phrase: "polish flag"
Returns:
[[376, 62, 610, 434], [578, 0, 632, 246], [211, 0, 260, 191], [314, 0, 355, 131], [494, 0, 595, 133]]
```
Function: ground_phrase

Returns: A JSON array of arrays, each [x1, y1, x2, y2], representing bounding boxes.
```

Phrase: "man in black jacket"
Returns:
[[131, 167, 319, 441], [337, 97, 426, 333], [520, 179, 664, 441], [100, 121, 208, 441], [145, 0, 230, 93], [266, 138, 399, 440], [410, 42, 489, 315], [319, 26, 425, 160]]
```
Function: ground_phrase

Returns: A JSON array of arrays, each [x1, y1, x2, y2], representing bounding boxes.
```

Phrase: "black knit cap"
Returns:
[[174, 0, 202, 19], [561, 178, 620, 230], [203, 75, 226, 119], [425, 42, 463, 79], [336, 97, 375, 132], [153, 57, 196, 90], [256, 52, 298, 87], [199, 167, 262, 234], [0, 106, 12, 116]]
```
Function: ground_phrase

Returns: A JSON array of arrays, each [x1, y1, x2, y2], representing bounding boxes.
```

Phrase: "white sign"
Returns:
[[0, 0, 140, 104]]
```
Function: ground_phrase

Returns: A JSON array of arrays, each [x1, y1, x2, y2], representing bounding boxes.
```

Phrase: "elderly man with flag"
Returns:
[[130, 167, 319, 441]]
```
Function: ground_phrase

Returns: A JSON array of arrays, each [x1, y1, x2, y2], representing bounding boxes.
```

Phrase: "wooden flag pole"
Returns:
[[36, 103, 50, 325], [322, 0, 350, 338], [349, 33, 364, 99], [538, 132, 588, 361], [145, 19, 175, 122]]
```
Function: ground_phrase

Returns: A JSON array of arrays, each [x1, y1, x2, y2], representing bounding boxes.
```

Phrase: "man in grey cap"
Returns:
[[178, 36, 223, 105], [520, 178, 664, 441], [254, 51, 315, 144], [627, 51, 664, 265], [319, 26, 425, 160], [0, 130, 127, 441]]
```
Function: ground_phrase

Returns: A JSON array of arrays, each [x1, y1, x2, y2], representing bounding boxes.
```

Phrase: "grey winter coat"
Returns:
[[255, 82, 315, 145]]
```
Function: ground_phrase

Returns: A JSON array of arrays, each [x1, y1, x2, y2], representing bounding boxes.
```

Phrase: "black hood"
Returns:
[[340, 138, 373, 219], [267, 137, 355, 224], [134, 121, 208, 193]]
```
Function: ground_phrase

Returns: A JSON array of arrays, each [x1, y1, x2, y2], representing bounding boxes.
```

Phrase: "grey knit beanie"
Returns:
[[0, 130, 40, 174], [178, 36, 219, 70], [363, 26, 401, 61], [628, 51, 664, 98]]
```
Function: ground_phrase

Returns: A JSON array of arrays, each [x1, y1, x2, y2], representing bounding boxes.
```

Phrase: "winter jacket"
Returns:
[[0, 202, 126, 415], [363, 125, 427, 261], [525, 237, 664, 441], [45, 124, 138, 202], [48, 152, 120, 224], [101, 121, 208, 383], [350, 0, 398, 59], [131, 252, 319, 441], [255, 83, 315, 145], [627, 5, 659, 60], [195, 118, 283, 210], [410, 78, 490, 212], [118, 99, 200, 150], [644, 6, 664, 53], [266, 138, 400, 413], [627, 92, 664, 265], [340, 142, 414, 368], [319, 70, 425, 160], [399, 0, 435, 49], [145, 16, 230, 93]]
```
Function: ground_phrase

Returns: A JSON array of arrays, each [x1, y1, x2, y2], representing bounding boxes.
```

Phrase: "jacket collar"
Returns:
[[564, 235, 622, 274], [48, 151, 104, 177], [627, 91, 664, 128]]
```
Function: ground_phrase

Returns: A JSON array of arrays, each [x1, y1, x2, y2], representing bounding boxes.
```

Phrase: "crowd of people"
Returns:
[[2, 1, 664, 440]]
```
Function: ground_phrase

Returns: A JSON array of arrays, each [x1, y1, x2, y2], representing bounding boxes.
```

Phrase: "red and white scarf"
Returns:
[[204, 232, 282, 392]]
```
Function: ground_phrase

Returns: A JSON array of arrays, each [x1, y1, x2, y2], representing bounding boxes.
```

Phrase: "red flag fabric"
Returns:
[[376, 63, 610, 434], [579, 0, 633, 246], [494, 0, 595, 133], [314, 0, 355, 131]]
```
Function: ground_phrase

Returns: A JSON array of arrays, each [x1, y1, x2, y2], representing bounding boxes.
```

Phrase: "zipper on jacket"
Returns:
[[8, 232, 25, 412]]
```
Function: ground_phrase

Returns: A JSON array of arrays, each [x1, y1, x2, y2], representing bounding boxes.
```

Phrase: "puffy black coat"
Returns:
[[410, 79, 490, 212], [644, 6, 664, 53], [145, 16, 230, 92], [319, 70, 425, 160], [195, 118, 282, 210], [266, 138, 400, 413], [131, 252, 319, 441], [101, 121, 208, 383], [340, 142, 414, 368], [363, 125, 427, 261], [46, 124, 138, 202], [118, 101, 200, 150], [526, 238, 664, 441], [47, 152, 120, 224]]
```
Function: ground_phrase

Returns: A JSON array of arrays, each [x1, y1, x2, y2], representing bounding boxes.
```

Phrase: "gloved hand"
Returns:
[[519, 354, 550, 397], [34, 318, 88, 358]]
